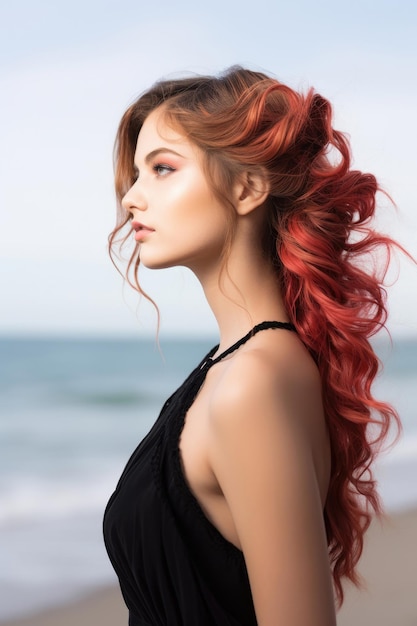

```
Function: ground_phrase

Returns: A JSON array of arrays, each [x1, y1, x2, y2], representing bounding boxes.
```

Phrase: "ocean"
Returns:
[[0, 335, 416, 621]]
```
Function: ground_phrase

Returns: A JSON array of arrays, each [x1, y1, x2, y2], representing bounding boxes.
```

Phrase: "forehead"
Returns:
[[134, 108, 192, 159]]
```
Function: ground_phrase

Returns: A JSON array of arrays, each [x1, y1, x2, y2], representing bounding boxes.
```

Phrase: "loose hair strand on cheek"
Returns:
[[108, 102, 162, 332]]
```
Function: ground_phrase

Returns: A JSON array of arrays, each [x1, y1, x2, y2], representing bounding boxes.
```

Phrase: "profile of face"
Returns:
[[122, 108, 231, 275]]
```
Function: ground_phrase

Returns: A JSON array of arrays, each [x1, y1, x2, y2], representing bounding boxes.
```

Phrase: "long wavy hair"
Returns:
[[109, 66, 402, 604]]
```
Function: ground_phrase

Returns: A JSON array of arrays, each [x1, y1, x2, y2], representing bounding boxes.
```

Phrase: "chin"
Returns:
[[141, 261, 170, 270], [140, 255, 179, 271]]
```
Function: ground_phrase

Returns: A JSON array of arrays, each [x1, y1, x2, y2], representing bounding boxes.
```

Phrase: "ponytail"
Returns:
[[275, 96, 400, 603]]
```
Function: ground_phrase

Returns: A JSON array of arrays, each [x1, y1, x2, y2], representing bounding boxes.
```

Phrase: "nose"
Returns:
[[121, 180, 147, 215]]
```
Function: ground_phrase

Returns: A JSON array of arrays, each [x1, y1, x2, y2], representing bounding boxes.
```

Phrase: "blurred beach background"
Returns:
[[1, 0, 416, 625], [0, 336, 416, 626]]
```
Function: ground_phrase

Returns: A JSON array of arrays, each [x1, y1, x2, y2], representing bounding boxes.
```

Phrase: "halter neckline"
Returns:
[[204, 320, 296, 367]]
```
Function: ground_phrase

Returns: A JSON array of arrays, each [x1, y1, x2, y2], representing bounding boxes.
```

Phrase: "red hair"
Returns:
[[109, 67, 403, 604]]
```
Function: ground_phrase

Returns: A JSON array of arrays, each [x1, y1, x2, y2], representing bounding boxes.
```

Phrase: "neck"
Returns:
[[193, 248, 289, 353]]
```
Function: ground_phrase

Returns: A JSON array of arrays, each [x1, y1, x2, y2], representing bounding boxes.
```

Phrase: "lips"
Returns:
[[132, 221, 155, 241]]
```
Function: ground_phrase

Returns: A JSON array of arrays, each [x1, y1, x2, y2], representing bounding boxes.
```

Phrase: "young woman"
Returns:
[[103, 66, 400, 626]]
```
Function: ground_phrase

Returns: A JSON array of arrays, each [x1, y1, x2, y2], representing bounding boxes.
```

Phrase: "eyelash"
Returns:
[[131, 163, 175, 184], [153, 163, 175, 176]]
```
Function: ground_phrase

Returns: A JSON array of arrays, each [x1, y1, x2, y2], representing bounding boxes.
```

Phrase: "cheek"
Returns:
[[179, 181, 228, 229], [153, 172, 230, 255], [171, 177, 212, 214]]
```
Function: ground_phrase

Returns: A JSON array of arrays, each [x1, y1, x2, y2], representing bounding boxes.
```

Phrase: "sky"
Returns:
[[0, 0, 416, 337]]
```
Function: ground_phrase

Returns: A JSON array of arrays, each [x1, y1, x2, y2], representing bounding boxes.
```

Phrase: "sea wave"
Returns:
[[0, 471, 118, 528]]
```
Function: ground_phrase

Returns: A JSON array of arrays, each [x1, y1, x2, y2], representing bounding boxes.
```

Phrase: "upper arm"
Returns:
[[208, 353, 336, 626]]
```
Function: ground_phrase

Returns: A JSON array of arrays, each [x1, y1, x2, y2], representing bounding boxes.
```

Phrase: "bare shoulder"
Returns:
[[210, 330, 324, 436], [207, 331, 335, 624], [208, 329, 330, 505]]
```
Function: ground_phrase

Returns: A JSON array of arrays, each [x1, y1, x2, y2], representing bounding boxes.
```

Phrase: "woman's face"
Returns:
[[122, 108, 230, 274]]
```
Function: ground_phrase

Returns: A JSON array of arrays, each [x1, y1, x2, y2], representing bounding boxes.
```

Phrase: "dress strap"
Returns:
[[208, 321, 296, 366]]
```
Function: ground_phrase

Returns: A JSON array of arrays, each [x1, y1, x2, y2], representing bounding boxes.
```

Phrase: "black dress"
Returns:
[[103, 321, 296, 626]]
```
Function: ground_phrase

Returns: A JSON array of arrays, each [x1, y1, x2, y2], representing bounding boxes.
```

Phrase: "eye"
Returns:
[[153, 163, 175, 177]]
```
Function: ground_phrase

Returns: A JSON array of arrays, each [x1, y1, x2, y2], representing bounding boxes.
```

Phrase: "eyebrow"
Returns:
[[144, 147, 185, 164]]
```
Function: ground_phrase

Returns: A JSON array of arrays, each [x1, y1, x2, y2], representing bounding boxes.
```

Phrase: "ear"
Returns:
[[234, 171, 270, 216]]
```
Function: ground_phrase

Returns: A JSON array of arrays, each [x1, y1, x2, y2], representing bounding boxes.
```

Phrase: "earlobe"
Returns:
[[235, 172, 269, 216]]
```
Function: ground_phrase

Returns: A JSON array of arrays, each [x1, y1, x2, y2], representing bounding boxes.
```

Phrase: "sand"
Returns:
[[0, 586, 128, 626], [2, 508, 416, 626], [337, 508, 417, 626]]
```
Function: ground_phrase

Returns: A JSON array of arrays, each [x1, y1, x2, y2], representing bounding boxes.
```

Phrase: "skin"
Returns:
[[122, 108, 337, 626]]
